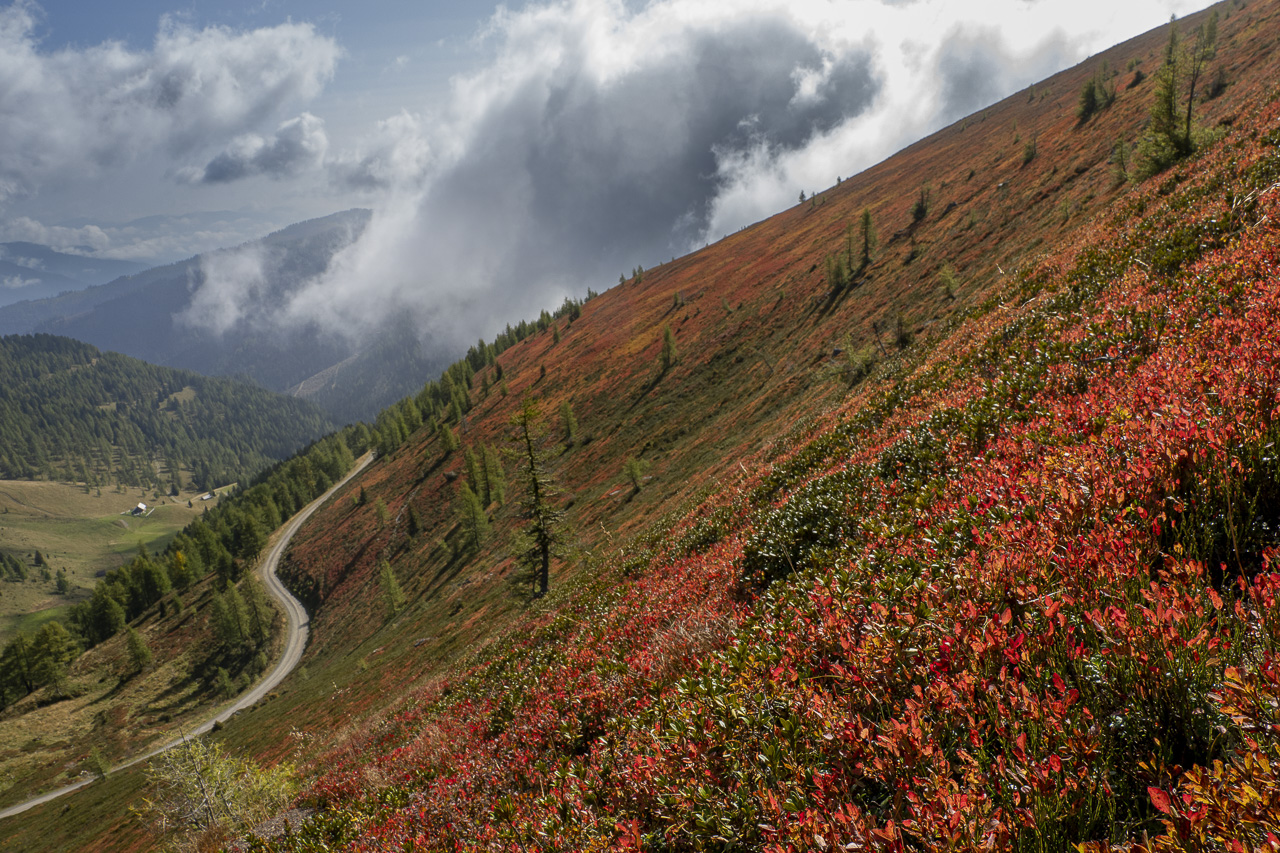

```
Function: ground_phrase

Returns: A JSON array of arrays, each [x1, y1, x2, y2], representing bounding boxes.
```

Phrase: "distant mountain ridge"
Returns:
[[0, 242, 147, 307], [0, 209, 452, 424]]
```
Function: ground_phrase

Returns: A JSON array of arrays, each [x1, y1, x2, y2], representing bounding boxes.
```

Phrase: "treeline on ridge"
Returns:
[[372, 293, 593, 455]]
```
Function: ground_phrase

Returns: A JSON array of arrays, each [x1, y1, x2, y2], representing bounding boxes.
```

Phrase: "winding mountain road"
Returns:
[[0, 452, 374, 822]]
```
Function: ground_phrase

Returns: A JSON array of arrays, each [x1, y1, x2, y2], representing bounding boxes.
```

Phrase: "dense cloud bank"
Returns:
[[257, 0, 1086, 350], [2, 0, 1208, 352]]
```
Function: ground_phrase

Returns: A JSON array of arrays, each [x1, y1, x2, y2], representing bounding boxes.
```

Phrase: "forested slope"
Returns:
[[0, 426, 367, 818], [0, 334, 333, 489], [0, 210, 457, 424]]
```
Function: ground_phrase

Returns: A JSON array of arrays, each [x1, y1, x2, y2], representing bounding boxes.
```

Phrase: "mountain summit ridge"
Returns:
[[0, 209, 455, 423]]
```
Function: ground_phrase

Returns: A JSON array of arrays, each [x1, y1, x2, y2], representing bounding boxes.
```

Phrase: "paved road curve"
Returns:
[[0, 452, 374, 822]]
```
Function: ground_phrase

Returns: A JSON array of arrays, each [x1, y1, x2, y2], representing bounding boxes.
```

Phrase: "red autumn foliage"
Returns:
[[230, 5, 1280, 852]]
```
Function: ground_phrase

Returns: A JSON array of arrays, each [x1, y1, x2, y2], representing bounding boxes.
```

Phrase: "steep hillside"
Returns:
[[294, 129, 1280, 845], [274, 0, 1263, 665], [4, 1, 1278, 849], [166, 0, 1278, 848]]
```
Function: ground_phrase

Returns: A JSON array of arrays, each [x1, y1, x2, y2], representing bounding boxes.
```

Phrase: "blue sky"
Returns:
[[34, 0, 492, 121], [0, 0, 1214, 347]]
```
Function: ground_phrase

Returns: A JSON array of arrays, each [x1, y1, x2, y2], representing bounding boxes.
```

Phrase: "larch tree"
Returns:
[[660, 324, 678, 373], [379, 559, 406, 616], [509, 397, 566, 598], [1140, 12, 1218, 176], [125, 625, 153, 674], [458, 483, 489, 552], [31, 621, 77, 689], [857, 207, 876, 273], [241, 574, 273, 647], [483, 445, 506, 507], [1182, 11, 1218, 145], [560, 400, 579, 447], [438, 419, 459, 454]]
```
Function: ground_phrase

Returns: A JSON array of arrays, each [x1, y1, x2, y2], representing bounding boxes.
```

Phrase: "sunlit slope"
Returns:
[[275, 1, 1258, 672], [255, 3, 1280, 845], [5, 0, 1278, 849]]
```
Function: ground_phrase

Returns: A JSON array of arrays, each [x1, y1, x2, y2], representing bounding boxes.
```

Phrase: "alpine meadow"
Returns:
[[3, 1, 1280, 852]]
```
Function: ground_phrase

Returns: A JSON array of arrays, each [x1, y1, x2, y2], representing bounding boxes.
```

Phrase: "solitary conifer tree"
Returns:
[[623, 456, 648, 494], [125, 625, 153, 674], [509, 397, 565, 597], [483, 445, 506, 507], [380, 559, 406, 616], [464, 447, 485, 503], [560, 400, 578, 447], [458, 483, 489, 552], [1139, 13, 1217, 177], [1182, 12, 1218, 145], [1148, 20, 1185, 157], [858, 208, 876, 273], [660, 324, 678, 373]]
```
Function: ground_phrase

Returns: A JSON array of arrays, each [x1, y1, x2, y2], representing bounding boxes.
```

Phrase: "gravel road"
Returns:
[[0, 452, 374, 822]]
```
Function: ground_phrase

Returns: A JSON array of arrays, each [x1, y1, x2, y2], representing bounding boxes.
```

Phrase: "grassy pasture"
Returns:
[[0, 480, 232, 642]]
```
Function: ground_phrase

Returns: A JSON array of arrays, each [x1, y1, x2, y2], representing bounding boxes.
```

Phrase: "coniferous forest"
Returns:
[[0, 334, 334, 490]]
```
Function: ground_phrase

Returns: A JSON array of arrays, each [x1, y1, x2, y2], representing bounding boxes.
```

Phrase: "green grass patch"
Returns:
[[0, 480, 214, 643]]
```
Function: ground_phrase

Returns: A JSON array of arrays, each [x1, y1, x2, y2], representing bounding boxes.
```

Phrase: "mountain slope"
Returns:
[[5, 1, 1279, 849], [0, 333, 333, 489], [274, 0, 1259, 659], [235, 3, 1280, 849], [0, 211, 447, 423]]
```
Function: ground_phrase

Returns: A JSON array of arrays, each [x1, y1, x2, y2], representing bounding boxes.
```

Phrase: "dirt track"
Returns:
[[0, 452, 373, 822]]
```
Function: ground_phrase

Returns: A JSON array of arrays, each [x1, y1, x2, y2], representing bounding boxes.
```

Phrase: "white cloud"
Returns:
[[0, 211, 288, 264], [179, 244, 271, 336], [0, 0, 340, 204], [186, 112, 330, 184], [167, 0, 1221, 351], [328, 111, 435, 192], [0, 245, 41, 268], [1, 217, 111, 253], [285, 0, 887, 346]]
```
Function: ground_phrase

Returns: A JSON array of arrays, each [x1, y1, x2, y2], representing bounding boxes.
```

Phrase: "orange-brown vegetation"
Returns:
[[11, 1, 1280, 849]]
